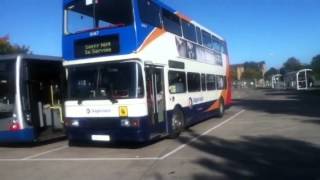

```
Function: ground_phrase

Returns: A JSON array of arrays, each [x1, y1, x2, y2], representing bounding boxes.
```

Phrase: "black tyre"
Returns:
[[169, 107, 185, 139]]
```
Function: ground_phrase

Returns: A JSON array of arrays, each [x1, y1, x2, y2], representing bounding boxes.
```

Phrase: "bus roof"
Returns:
[[0, 54, 62, 62]]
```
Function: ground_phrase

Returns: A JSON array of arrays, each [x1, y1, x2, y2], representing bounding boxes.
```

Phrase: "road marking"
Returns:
[[160, 109, 246, 159], [0, 110, 245, 162], [21, 145, 68, 160], [0, 157, 161, 162]]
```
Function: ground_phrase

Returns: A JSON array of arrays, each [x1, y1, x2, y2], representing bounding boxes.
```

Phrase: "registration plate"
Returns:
[[91, 135, 111, 142]]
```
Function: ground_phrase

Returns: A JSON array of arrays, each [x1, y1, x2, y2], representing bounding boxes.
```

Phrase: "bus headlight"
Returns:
[[119, 106, 128, 117], [121, 119, 140, 128], [121, 119, 130, 127], [71, 120, 80, 127]]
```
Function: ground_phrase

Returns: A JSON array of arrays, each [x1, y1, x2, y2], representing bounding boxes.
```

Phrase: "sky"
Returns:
[[0, 0, 319, 68]]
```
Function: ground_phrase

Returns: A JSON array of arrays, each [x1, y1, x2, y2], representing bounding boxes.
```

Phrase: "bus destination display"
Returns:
[[75, 35, 120, 58]]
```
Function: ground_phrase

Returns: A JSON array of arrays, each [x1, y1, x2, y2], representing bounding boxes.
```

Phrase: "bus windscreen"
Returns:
[[68, 62, 144, 100], [65, 0, 133, 34], [0, 61, 15, 118]]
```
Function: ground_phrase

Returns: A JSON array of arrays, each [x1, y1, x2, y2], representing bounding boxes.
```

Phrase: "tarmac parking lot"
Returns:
[[0, 88, 320, 180]]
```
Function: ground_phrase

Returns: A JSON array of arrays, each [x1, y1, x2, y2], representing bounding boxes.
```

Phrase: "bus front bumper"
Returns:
[[65, 117, 150, 143]]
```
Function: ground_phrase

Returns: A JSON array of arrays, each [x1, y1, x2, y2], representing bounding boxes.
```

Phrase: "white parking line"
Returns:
[[0, 110, 245, 162], [160, 109, 246, 159], [0, 157, 161, 162], [21, 145, 68, 160]]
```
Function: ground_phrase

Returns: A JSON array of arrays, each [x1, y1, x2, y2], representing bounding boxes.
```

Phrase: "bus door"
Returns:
[[24, 60, 64, 141], [145, 66, 166, 136]]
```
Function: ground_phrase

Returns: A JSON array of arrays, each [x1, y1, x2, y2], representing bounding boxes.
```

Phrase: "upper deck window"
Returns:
[[212, 35, 222, 52], [162, 9, 182, 36], [65, 0, 133, 34], [181, 20, 196, 42], [196, 27, 203, 45], [138, 0, 161, 28], [202, 30, 212, 49]]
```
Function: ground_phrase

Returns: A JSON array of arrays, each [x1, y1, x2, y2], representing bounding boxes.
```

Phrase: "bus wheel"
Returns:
[[217, 98, 225, 117], [169, 108, 184, 139]]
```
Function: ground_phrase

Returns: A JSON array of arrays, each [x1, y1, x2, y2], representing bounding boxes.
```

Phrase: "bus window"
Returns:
[[202, 30, 212, 49], [162, 9, 182, 36], [181, 20, 196, 42], [65, 0, 133, 34], [212, 36, 222, 52], [206, 74, 217, 90], [187, 73, 200, 92], [68, 62, 143, 100], [196, 27, 203, 45], [138, 0, 161, 28], [217, 76, 226, 90], [222, 41, 228, 54], [201, 74, 206, 91], [0, 61, 15, 118], [169, 71, 186, 94]]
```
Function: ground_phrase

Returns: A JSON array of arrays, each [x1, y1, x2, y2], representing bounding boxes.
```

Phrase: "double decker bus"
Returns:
[[0, 55, 65, 143], [63, 0, 232, 143]]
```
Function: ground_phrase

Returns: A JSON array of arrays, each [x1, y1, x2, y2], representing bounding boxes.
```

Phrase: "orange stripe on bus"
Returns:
[[176, 12, 191, 22], [205, 55, 231, 112], [139, 28, 165, 52]]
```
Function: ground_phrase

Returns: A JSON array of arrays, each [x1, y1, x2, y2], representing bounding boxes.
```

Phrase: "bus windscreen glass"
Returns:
[[68, 62, 144, 100], [65, 0, 133, 34], [0, 61, 15, 118]]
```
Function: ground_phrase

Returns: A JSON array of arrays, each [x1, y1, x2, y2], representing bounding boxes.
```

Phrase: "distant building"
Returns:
[[231, 64, 245, 81], [232, 61, 266, 81]]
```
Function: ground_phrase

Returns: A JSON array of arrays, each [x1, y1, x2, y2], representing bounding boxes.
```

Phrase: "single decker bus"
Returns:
[[63, 0, 232, 144], [0, 55, 65, 143]]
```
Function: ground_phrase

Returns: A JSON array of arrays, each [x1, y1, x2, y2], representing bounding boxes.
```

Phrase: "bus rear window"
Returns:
[[65, 0, 133, 34]]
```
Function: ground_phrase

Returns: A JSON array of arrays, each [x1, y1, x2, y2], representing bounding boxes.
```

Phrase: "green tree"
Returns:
[[264, 67, 279, 80], [311, 54, 320, 79], [0, 37, 31, 55], [282, 57, 303, 73]]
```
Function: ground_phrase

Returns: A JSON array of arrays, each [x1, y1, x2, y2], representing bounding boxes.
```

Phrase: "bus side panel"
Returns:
[[0, 128, 35, 143]]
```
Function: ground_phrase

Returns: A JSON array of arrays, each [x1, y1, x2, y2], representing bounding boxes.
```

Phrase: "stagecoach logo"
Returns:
[[86, 108, 111, 114]]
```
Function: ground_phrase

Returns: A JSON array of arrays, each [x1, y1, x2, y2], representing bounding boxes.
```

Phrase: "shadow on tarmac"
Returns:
[[233, 89, 320, 119], [179, 129, 320, 180]]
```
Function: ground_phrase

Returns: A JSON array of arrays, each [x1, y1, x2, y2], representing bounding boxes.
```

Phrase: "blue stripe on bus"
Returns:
[[0, 128, 35, 143]]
